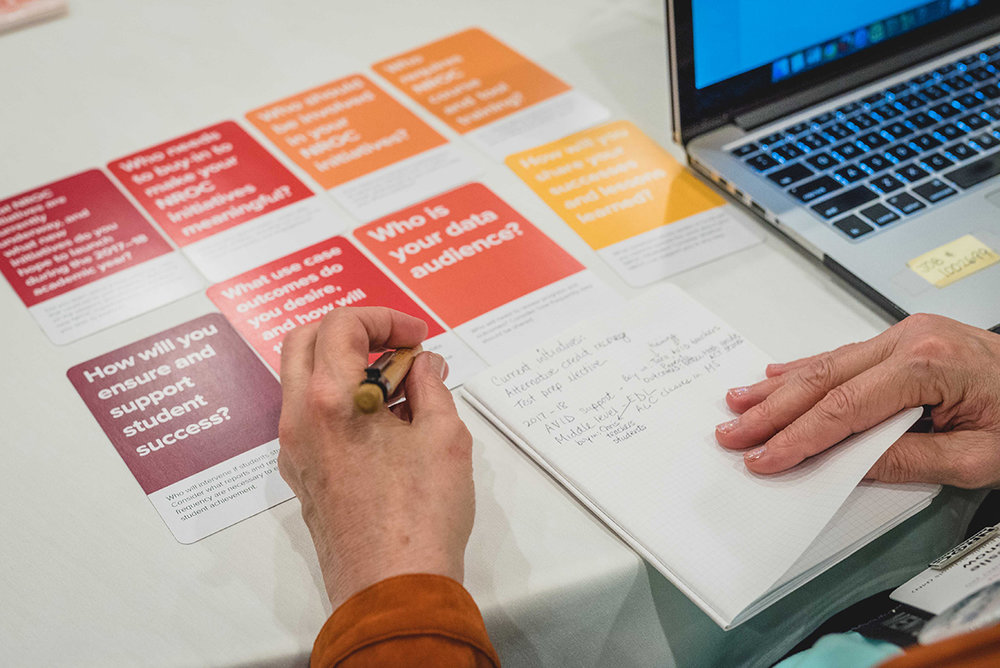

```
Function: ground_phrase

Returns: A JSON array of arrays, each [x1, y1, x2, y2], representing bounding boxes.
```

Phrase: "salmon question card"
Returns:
[[207, 236, 483, 385], [0, 170, 201, 344], [506, 121, 761, 286], [374, 28, 609, 160], [68, 314, 292, 544], [108, 121, 345, 282], [353, 183, 619, 362], [246, 75, 480, 222]]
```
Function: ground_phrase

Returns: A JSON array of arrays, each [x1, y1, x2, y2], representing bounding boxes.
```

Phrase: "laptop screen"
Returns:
[[670, 0, 1000, 144], [693, 1, 977, 91]]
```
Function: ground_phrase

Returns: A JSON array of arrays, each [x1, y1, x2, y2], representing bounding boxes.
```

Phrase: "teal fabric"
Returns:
[[774, 632, 902, 668]]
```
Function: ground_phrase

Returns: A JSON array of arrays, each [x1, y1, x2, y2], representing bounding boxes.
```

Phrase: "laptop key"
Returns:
[[887, 143, 919, 161], [968, 67, 996, 83], [860, 203, 901, 226], [913, 178, 958, 203], [732, 143, 759, 157], [884, 122, 914, 139], [896, 94, 927, 110], [746, 153, 780, 171], [760, 131, 786, 146], [888, 83, 910, 95], [860, 155, 893, 173], [834, 164, 866, 183], [929, 103, 960, 120], [837, 101, 862, 116], [923, 152, 955, 171], [772, 143, 805, 160], [833, 141, 863, 159], [767, 163, 815, 187], [825, 123, 854, 140], [945, 151, 1000, 188], [946, 142, 979, 161], [922, 84, 949, 100], [972, 132, 1000, 149], [811, 111, 836, 126], [959, 113, 990, 130], [832, 214, 875, 239], [800, 133, 831, 150], [895, 163, 930, 182], [787, 121, 811, 136], [886, 191, 927, 215], [858, 132, 890, 150], [870, 174, 905, 193], [935, 123, 967, 141], [810, 186, 879, 219], [977, 83, 1000, 100], [806, 152, 839, 170], [912, 133, 943, 151], [956, 93, 985, 110], [944, 75, 973, 90], [905, 112, 937, 129], [789, 176, 842, 202], [872, 104, 902, 120], [848, 113, 878, 130]]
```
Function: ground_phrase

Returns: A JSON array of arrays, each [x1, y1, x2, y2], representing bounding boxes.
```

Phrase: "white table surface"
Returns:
[[0, 1, 985, 666]]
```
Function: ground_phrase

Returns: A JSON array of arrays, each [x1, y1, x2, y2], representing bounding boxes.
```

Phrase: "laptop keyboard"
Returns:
[[731, 44, 1000, 240]]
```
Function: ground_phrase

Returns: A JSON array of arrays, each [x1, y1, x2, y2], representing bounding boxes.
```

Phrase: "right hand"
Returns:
[[716, 313, 1000, 488], [277, 307, 475, 609]]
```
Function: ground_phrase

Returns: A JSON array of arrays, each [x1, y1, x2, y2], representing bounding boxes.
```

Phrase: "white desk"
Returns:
[[0, 1, 984, 665]]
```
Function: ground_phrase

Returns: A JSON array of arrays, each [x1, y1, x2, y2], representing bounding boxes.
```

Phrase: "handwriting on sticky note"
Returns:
[[907, 234, 1000, 288]]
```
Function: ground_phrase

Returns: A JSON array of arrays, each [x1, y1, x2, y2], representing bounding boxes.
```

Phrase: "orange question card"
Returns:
[[247, 75, 446, 190], [374, 28, 570, 134], [506, 121, 725, 250]]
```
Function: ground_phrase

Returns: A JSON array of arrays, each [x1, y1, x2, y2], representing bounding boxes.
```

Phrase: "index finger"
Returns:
[[312, 307, 428, 388]]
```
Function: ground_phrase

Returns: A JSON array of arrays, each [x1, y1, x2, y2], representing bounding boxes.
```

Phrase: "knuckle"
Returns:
[[797, 355, 839, 395], [815, 385, 857, 427], [746, 397, 777, 428]]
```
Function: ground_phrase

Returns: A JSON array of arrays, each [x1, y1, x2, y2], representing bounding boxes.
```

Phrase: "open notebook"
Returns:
[[463, 284, 938, 629]]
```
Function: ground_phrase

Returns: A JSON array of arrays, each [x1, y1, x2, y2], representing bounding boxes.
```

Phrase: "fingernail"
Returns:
[[744, 446, 767, 463], [727, 386, 750, 399], [716, 418, 740, 434], [766, 363, 786, 375], [427, 352, 446, 379]]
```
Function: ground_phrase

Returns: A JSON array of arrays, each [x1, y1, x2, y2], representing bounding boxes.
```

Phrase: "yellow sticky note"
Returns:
[[505, 120, 724, 250], [907, 235, 1000, 287]]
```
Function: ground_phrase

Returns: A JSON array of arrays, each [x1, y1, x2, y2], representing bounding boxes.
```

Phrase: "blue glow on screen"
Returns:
[[692, 1, 941, 89]]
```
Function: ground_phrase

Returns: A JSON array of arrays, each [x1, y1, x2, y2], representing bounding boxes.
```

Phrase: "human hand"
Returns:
[[277, 307, 475, 608], [715, 314, 1000, 488]]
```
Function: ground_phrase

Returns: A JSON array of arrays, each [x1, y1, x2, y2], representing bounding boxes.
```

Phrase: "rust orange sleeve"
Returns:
[[311, 574, 500, 668]]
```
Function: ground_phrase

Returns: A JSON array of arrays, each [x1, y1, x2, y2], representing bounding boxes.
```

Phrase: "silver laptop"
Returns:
[[667, 1, 1000, 331]]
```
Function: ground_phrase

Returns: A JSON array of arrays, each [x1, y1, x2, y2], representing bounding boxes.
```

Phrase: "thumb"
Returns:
[[866, 431, 996, 488], [403, 352, 458, 425]]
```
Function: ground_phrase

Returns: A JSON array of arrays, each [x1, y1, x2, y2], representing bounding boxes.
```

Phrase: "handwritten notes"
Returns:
[[464, 284, 926, 628]]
